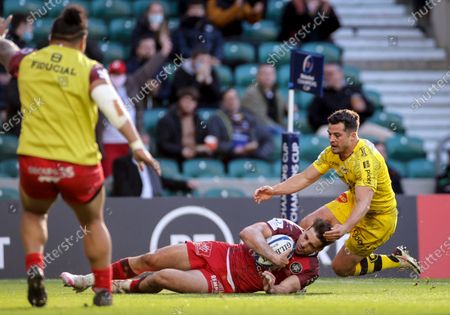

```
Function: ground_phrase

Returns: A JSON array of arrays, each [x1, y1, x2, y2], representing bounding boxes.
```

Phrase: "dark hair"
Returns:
[[188, 0, 206, 7], [51, 5, 87, 42], [191, 45, 210, 58], [11, 13, 28, 31], [311, 218, 333, 246], [177, 86, 199, 101], [327, 109, 360, 132]]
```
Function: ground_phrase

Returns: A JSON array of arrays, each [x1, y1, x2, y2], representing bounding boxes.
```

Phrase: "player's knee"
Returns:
[[152, 270, 172, 287], [332, 261, 352, 277], [141, 252, 161, 269]]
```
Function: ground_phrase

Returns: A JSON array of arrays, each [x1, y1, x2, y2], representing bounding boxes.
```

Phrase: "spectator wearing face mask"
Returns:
[[131, 1, 170, 56], [173, 0, 223, 62], [6, 13, 34, 48], [170, 46, 222, 108]]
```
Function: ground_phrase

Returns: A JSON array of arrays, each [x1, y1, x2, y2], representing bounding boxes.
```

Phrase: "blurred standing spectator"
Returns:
[[374, 142, 404, 194], [242, 64, 286, 134], [436, 150, 450, 193], [278, 0, 340, 43], [6, 13, 33, 48], [208, 88, 274, 162], [127, 36, 158, 74], [156, 87, 212, 163], [170, 47, 221, 108], [112, 154, 196, 197], [206, 0, 264, 38], [308, 64, 393, 142], [173, 0, 224, 61], [131, 1, 170, 56]]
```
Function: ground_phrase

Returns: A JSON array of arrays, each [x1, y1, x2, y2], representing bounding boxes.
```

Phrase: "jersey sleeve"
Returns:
[[354, 147, 378, 191], [312, 147, 331, 174], [89, 63, 110, 86], [296, 268, 319, 290], [265, 218, 302, 240], [8, 48, 34, 78]]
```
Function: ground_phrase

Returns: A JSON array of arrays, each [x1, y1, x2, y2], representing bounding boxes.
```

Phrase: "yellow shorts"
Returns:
[[325, 191, 398, 257]]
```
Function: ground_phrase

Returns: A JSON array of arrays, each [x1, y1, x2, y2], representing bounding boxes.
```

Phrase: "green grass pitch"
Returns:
[[0, 278, 449, 315]]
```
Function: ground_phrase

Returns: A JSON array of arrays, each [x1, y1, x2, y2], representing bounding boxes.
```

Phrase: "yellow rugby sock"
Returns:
[[354, 254, 401, 276]]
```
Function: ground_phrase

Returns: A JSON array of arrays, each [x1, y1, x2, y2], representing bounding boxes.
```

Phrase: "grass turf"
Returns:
[[0, 278, 449, 315]]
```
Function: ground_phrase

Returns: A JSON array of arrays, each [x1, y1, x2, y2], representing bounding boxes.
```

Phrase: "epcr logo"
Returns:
[[302, 55, 314, 74], [149, 206, 234, 252]]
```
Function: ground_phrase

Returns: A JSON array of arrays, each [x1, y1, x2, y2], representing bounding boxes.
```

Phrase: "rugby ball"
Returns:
[[255, 234, 295, 266]]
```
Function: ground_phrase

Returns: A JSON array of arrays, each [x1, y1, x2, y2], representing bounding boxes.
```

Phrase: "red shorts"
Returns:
[[19, 155, 104, 204], [186, 241, 234, 293]]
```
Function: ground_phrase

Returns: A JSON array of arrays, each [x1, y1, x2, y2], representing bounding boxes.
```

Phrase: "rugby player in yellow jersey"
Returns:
[[0, 7, 160, 307], [254, 109, 420, 277]]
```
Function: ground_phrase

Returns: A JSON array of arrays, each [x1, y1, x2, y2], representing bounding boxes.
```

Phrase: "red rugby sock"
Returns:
[[112, 258, 137, 279], [92, 266, 112, 292], [25, 252, 44, 272]]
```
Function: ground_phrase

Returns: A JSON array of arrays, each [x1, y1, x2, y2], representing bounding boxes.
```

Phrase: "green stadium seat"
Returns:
[[48, 1, 91, 17], [4, 0, 41, 16], [0, 135, 18, 160], [292, 110, 314, 134], [343, 65, 362, 89], [109, 18, 136, 43], [0, 159, 19, 178], [0, 187, 20, 200], [258, 42, 290, 65], [272, 159, 313, 177], [223, 42, 256, 65], [277, 64, 290, 88], [363, 89, 384, 111], [388, 160, 408, 177], [100, 42, 127, 64], [183, 159, 225, 178], [301, 42, 343, 64], [143, 108, 167, 137], [91, 0, 131, 20], [203, 188, 246, 198], [407, 159, 435, 178], [197, 108, 217, 122], [234, 64, 258, 87], [160, 0, 179, 18], [295, 91, 314, 110], [168, 18, 179, 32], [87, 18, 108, 40], [159, 158, 181, 179], [300, 135, 328, 161], [32, 18, 53, 44], [242, 21, 278, 42], [133, 0, 150, 17], [235, 86, 247, 98], [385, 135, 426, 162], [214, 65, 233, 88], [266, 0, 287, 22], [228, 159, 272, 178], [369, 111, 405, 134], [268, 134, 283, 162]]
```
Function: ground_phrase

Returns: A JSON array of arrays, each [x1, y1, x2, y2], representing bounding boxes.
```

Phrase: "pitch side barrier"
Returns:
[[0, 195, 448, 279]]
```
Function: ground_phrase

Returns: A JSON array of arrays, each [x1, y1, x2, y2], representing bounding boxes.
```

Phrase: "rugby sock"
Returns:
[[129, 278, 144, 293], [92, 266, 112, 292], [354, 254, 401, 276], [25, 253, 44, 272], [112, 258, 137, 279]]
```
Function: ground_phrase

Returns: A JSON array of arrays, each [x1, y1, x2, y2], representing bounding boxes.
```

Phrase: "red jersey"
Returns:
[[228, 218, 319, 293]]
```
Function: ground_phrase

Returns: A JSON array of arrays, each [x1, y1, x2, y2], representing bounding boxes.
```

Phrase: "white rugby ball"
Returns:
[[255, 234, 295, 266]]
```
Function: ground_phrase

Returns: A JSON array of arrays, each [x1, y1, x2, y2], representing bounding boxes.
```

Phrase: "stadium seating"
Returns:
[[87, 18, 108, 40], [133, 0, 150, 17], [0, 159, 19, 178], [242, 21, 278, 42], [183, 159, 225, 178], [0, 136, 18, 160], [363, 89, 384, 111], [407, 158, 435, 178], [0, 187, 20, 200], [100, 41, 127, 64], [265, 0, 286, 23], [295, 91, 315, 110], [109, 18, 136, 43], [91, 0, 131, 20], [385, 135, 427, 162], [203, 188, 246, 198], [369, 111, 405, 134], [214, 65, 234, 89], [223, 42, 256, 65], [234, 64, 259, 87], [143, 108, 167, 138], [197, 108, 217, 122], [258, 42, 290, 65], [4, 0, 41, 15], [343, 65, 362, 89], [277, 64, 290, 88], [228, 159, 272, 178], [160, 0, 179, 18], [292, 110, 314, 134], [388, 160, 408, 178], [301, 42, 343, 64], [300, 135, 329, 161], [48, 1, 91, 16], [31, 18, 53, 44], [159, 158, 182, 179]]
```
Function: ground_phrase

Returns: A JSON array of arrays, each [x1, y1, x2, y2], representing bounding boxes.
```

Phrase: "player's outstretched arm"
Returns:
[[0, 16, 19, 70], [263, 272, 300, 294], [253, 164, 322, 203], [91, 81, 160, 174], [240, 223, 289, 268]]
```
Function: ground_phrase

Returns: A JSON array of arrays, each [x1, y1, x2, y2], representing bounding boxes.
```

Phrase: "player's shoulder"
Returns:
[[266, 218, 300, 230], [355, 139, 378, 159], [9, 48, 35, 76], [290, 254, 319, 273]]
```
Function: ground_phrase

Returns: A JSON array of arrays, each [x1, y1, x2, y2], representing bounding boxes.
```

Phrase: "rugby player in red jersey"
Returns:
[[61, 218, 332, 294]]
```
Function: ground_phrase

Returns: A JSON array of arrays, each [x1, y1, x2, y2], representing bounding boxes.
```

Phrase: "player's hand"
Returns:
[[0, 15, 12, 39], [262, 271, 275, 293], [253, 185, 274, 204], [270, 250, 290, 270], [133, 148, 161, 175], [323, 224, 348, 241]]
